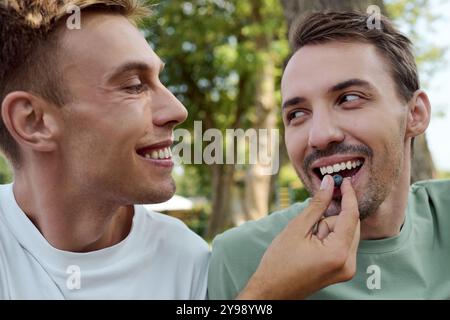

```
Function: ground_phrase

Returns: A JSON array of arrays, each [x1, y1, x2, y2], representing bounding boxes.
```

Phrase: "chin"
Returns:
[[148, 180, 177, 204], [131, 179, 176, 204]]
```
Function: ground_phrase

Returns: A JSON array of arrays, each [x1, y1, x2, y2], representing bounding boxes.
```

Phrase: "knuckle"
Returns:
[[309, 195, 326, 209], [340, 263, 357, 282]]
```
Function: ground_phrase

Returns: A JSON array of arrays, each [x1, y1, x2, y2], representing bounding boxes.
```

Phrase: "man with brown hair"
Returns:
[[208, 11, 449, 299], [0, 1, 361, 299]]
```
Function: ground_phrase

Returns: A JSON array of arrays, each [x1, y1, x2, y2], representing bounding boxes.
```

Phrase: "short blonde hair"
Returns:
[[3, 0, 150, 28], [0, 0, 151, 166]]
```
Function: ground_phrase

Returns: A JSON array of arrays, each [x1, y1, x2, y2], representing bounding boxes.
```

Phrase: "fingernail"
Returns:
[[320, 175, 332, 190]]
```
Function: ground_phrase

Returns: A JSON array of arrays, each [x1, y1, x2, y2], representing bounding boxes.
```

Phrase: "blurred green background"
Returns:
[[1, 0, 449, 241]]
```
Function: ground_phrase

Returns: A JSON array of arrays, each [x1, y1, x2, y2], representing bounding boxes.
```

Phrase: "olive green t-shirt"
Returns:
[[208, 179, 450, 299]]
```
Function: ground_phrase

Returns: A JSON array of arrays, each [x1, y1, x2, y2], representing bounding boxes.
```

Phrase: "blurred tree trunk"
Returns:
[[242, 0, 279, 222], [206, 164, 235, 239], [206, 72, 251, 238], [242, 58, 277, 221], [279, 0, 435, 184]]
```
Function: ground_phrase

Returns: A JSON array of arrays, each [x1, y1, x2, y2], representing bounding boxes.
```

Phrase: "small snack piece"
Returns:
[[333, 174, 343, 187]]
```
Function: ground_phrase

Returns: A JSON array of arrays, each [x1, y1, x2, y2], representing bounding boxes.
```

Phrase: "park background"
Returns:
[[0, 0, 449, 241]]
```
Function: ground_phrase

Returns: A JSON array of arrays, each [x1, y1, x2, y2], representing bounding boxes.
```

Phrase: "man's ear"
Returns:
[[1, 91, 60, 153], [405, 90, 431, 138]]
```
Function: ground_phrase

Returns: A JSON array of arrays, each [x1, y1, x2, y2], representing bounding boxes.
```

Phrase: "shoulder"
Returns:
[[135, 205, 210, 256], [410, 179, 450, 209], [411, 179, 450, 196], [0, 187, 19, 299], [136, 206, 210, 299], [0, 184, 13, 206], [0, 183, 20, 256], [408, 179, 450, 231]]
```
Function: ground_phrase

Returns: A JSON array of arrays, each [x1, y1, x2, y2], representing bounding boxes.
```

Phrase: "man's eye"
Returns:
[[339, 94, 361, 104], [287, 110, 306, 122], [124, 83, 149, 94]]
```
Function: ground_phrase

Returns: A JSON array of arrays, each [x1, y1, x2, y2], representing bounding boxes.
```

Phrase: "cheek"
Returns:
[[285, 128, 307, 167], [117, 100, 153, 135], [343, 109, 403, 147]]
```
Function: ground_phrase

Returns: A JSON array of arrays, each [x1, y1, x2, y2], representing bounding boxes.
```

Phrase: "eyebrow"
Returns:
[[106, 59, 165, 83], [282, 78, 375, 109], [328, 78, 375, 94], [282, 96, 307, 110]]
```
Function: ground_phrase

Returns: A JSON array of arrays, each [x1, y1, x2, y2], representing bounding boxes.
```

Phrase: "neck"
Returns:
[[12, 159, 134, 252], [360, 150, 411, 240]]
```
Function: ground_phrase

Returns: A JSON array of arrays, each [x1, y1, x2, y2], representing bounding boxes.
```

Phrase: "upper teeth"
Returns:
[[319, 160, 362, 175], [143, 147, 172, 160]]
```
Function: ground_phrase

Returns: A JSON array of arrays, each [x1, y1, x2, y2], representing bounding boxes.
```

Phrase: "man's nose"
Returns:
[[152, 85, 188, 128], [308, 110, 344, 150]]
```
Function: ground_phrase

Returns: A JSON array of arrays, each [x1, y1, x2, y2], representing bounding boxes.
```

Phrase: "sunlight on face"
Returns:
[[281, 41, 408, 219], [56, 12, 187, 204]]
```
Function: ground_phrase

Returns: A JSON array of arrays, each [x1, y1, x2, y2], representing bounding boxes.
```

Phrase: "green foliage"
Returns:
[[386, 0, 448, 87], [0, 155, 12, 184], [142, 0, 445, 202], [279, 164, 300, 188], [173, 165, 211, 197], [144, 0, 288, 129], [290, 187, 310, 203], [143, 0, 289, 197]]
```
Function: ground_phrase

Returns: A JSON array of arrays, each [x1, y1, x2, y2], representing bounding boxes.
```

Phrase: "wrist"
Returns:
[[237, 272, 272, 300]]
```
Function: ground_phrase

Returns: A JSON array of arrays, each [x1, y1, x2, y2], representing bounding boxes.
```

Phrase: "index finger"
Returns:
[[288, 175, 334, 236], [334, 178, 360, 246]]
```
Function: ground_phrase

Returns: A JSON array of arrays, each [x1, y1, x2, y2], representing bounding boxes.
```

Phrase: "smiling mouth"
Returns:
[[136, 146, 172, 160], [313, 158, 365, 181]]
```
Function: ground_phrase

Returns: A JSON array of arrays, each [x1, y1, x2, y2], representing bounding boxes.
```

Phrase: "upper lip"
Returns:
[[136, 139, 173, 152], [311, 155, 365, 170]]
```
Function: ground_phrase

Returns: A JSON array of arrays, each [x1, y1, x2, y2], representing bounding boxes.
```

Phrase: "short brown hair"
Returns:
[[290, 11, 419, 103], [0, 0, 150, 166]]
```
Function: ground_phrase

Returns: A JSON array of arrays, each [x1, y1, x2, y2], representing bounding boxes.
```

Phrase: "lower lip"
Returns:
[[138, 155, 174, 168]]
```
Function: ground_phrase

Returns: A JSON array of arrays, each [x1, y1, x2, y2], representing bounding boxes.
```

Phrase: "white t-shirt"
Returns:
[[0, 183, 210, 299]]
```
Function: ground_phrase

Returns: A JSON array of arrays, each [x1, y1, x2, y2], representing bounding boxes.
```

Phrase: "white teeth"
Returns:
[[346, 161, 352, 170], [319, 159, 363, 175], [143, 147, 172, 160]]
